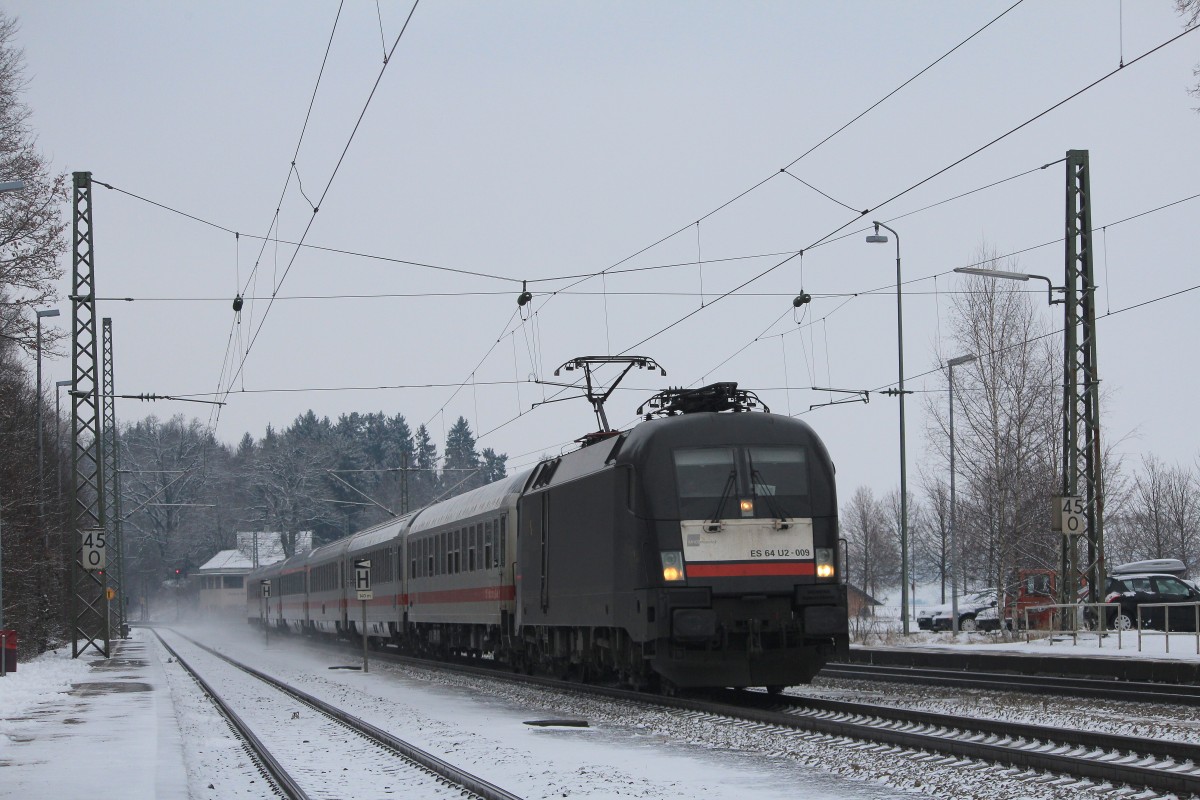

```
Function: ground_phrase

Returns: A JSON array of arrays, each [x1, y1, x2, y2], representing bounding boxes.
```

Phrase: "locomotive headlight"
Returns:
[[739, 498, 754, 516], [661, 551, 686, 582], [815, 548, 835, 579]]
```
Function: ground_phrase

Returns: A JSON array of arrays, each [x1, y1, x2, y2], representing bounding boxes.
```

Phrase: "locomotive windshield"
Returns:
[[673, 445, 809, 520], [674, 447, 736, 519], [747, 446, 808, 517]]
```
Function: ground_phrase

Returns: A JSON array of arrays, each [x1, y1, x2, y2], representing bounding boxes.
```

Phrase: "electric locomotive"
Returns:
[[514, 383, 846, 690], [248, 382, 847, 691]]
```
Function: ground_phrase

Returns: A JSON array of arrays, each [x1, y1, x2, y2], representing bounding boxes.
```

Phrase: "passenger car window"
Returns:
[[1127, 577, 1153, 593]]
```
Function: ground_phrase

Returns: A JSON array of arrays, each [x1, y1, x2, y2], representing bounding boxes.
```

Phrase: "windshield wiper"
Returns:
[[710, 469, 737, 523], [747, 452, 788, 521]]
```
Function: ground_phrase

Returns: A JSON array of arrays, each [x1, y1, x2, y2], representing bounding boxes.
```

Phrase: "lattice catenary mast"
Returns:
[[70, 171, 109, 658], [1059, 150, 1105, 608]]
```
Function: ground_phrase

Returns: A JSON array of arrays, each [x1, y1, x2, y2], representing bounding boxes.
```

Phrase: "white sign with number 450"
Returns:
[[1057, 496, 1086, 536], [82, 528, 107, 570]]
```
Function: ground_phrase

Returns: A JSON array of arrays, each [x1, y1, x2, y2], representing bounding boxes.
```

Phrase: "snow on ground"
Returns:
[[5, 620, 1196, 799], [858, 625, 1200, 660], [0, 646, 93, 729], [0, 632, 189, 798]]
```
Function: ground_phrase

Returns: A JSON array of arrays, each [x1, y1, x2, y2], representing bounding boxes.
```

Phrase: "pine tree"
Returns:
[[443, 417, 482, 493], [412, 424, 440, 507]]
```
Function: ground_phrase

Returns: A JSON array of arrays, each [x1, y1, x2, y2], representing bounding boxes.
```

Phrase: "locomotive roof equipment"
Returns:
[[637, 381, 767, 418]]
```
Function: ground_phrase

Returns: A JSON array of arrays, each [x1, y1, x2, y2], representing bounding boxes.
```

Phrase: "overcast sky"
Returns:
[[8, 1, 1199, 498]]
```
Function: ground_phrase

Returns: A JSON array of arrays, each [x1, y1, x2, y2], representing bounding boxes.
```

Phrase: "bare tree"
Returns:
[[244, 413, 339, 556], [0, 12, 68, 356], [120, 415, 224, 577], [1180, 1, 1200, 108], [925, 246, 1060, 605], [0, 11, 72, 653], [842, 486, 899, 601], [912, 476, 951, 602], [1114, 455, 1200, 570]]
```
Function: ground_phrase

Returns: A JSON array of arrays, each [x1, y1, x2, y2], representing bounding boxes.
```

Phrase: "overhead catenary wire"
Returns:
[[618, 23, 1200, 374], [216, 0, 422, 421], [90, 187, 1199, 411], [207, 1, 347, 426], [91, 157, 1067, 294], [687, 189, 1200, 387]]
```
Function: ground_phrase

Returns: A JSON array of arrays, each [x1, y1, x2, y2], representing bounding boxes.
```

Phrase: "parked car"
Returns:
[[1099, 572, 1200, 631], [917, 590, 999, 632]]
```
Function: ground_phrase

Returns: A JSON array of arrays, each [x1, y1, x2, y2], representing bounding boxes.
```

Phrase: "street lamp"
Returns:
[[36, 309, 60, 545], [867, 221, 912, 634], [953, 267, 1064, 305], [947, 353, 977, 633]]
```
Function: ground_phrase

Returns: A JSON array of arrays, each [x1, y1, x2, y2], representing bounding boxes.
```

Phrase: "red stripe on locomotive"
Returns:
[[687, 561, 816, 577]]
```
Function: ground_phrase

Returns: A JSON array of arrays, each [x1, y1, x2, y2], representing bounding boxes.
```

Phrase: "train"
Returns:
[[247, 383, 848, 691]]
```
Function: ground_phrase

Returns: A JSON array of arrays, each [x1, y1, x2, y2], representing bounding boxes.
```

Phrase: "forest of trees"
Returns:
[[117, 410, 508, 579], [0, 368, 507, 655]]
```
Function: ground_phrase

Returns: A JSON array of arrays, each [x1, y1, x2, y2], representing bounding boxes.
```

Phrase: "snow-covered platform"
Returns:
[[0, 633, 188, 799], [845, 633, 1200, 682]]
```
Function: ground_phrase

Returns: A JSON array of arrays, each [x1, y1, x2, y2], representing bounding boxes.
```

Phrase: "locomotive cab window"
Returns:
[[675, 445, 810, 520], [674, 447, 737, 520], [746, 446, 809, 517]]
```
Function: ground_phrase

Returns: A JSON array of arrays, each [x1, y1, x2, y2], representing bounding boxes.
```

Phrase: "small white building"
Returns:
[[196, 531, 312, 616]]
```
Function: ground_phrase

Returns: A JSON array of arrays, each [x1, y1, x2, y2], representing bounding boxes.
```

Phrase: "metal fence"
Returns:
[[1136, 601, 1200, 654], [1022, 602, 1123, 648]]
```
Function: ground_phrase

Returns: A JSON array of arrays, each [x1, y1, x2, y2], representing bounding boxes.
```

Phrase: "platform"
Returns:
[[0, 636, 189, 799]]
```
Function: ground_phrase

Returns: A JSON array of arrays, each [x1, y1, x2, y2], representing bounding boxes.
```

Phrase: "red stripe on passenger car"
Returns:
[[410, 584, 516, 605], [688, 562, 815, 577]]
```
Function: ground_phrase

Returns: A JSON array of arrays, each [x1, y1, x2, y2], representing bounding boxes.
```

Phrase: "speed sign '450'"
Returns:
[[81, 528, 107, 570]]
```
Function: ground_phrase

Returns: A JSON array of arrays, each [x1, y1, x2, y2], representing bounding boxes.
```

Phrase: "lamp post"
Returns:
[[947, 353, 977, 633], [36, 309, 60, 545], [953, 267, 1064, 305], [867, 221, 912, 634]]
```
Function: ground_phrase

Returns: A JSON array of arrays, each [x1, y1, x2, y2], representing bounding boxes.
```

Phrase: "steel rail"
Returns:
[[151, 628, 309, 800], [822, 662, 1200, 705], [722, 688, 1200, 772], [320, 641, 1200, 796], [163, 627, 525, 800]]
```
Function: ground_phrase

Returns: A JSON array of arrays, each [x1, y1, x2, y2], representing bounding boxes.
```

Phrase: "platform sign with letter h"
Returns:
[[355, 559, 372, 601]]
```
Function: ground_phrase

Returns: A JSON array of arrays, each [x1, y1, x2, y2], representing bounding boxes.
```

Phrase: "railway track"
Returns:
[[317, 640, 1200, 797], [822, 661, 1200, 705], [151, 627, 524, 800]]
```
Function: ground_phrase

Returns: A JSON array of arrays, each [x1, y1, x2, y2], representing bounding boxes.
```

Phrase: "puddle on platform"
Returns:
[[88, 658, 149, 670], [69, 681, 151, 696]]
